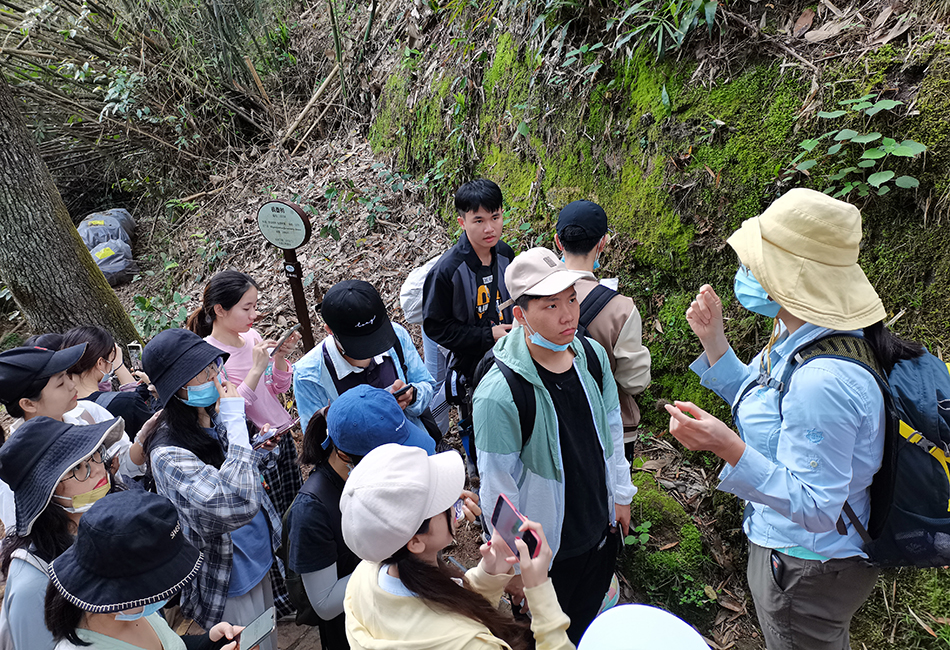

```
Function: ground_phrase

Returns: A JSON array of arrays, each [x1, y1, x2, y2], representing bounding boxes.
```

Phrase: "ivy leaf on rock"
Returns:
[[894, 176, 920, 189], [862, 148, 887, 159], [818, 110, 847, 118], [834, 129, 859, 141], [851, 132, 881, 144]]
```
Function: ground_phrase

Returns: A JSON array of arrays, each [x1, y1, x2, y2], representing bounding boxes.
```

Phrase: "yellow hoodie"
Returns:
[[344, 560, 573, 650]]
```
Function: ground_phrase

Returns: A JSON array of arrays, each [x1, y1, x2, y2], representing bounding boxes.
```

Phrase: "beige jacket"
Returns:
[[344, 560, 573, 650], [574, 274, 651, 439]]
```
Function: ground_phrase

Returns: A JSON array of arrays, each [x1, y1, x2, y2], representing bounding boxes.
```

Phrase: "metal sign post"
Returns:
[[256, 200, 316, 352]]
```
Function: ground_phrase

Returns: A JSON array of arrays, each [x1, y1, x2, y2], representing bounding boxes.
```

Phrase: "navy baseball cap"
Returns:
[[320, 280, 396, 360], [556, 200, 608, 241], [325, 385, 435, 456], [0, 344, 86, 406]]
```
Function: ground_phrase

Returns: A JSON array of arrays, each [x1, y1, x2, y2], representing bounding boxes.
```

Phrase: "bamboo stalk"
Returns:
[[291, 85, 343, 156], [243, 55, 273, 108], [278, 65, 340, 146]]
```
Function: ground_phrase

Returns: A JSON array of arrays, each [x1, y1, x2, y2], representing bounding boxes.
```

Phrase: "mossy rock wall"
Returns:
[[371, 31, 950, 430], [370, 19, 950, 644]]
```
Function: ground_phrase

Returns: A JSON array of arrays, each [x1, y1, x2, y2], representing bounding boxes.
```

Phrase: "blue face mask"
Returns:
[[178, 380, 219, 408], [734, 265, 781, 318], [523, 317, 572, 352], [560, 255, 601, 271], [115, 598, 168, 621]]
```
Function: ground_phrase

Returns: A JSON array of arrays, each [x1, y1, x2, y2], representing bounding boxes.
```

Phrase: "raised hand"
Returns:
[[686, 284, 729, 365]]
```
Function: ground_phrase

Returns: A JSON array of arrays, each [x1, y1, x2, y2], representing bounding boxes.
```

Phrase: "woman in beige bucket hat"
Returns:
[[663, 188, 923, 650]]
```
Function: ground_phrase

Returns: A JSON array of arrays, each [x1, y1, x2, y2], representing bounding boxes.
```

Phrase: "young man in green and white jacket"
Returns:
[[473, 247, 637, 646]]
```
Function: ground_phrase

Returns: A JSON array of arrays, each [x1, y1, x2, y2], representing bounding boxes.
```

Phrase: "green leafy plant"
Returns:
[[607, 0, 718, 61], [783, 95, 927, 199], [130, 291, 189, 339], [624, 520, 653, 547]]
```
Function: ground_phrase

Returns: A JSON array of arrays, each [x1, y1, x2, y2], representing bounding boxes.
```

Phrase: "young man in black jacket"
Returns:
[[422, 179, 516, 463]]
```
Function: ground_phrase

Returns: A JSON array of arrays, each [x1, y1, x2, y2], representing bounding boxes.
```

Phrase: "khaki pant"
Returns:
[[747, 542, 879, 650]]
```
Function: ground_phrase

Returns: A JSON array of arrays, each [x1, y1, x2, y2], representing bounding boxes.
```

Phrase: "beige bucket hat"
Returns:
[[727, 188, 886, 331]]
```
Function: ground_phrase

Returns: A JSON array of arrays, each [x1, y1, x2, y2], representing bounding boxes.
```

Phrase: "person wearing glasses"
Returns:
[[142, 329, 282, 650], [0, 416, 126, 650], [0, 344, 151, 533]]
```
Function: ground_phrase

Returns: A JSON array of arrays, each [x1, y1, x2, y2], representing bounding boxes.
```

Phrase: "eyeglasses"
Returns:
[[63, 446, 108, 482]]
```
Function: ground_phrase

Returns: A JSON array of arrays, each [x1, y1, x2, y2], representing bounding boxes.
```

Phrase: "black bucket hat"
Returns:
[[0, 416, 123, 536], [0, 344, 87, 407], [142, 329, 228, 408], [48, 490, 202, 613], [321, 280, 396, 360]]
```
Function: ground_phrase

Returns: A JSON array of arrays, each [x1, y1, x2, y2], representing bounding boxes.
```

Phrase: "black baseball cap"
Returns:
[[0, 344, 87, 406], [556, 200, 608, 241], [321, 280, 396, 360]]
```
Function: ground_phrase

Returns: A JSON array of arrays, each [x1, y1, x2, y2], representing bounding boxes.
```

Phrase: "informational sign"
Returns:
[[256, 200, 316, 351], [257, 201, 312, 250]]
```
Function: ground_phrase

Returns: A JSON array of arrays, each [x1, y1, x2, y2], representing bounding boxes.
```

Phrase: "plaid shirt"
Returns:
[[150, 406, 282, 630], [261, 433, 302, 617]]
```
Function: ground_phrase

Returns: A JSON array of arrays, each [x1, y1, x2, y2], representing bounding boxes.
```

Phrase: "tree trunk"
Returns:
[[0, 76, 140, 345]]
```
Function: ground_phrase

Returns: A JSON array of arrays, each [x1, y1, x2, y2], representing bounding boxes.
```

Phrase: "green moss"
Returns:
[[368, 73, 409, 152], [621, 472, 716, 627], [852, 568, 950, 648]]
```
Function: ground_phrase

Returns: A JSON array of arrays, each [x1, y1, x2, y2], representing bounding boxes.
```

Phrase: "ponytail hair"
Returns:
[[300, 406, 363, 467], [186, 271, 259, 338], [385, 515, 531, 650], [863, 320, 925, 375]]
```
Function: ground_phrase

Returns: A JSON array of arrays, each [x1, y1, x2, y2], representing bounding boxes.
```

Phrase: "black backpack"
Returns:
[[774, 334, 950, 567], [472, 335, 604, 449], [279, 474, 323, 626]]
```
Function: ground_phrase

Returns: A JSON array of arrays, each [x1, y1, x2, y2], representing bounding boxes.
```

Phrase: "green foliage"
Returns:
[[621, 473, 715, 624], [624, 520, 653, 547], [190, 232, 227, 278], [130, 290, 189, 339], [606, 0, 718, 61], [0, 332, 23, 352], [782, 94, 927, 198]]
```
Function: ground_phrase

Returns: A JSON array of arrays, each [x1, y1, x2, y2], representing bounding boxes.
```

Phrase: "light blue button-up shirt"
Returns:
[[691, 322, 885, 559]]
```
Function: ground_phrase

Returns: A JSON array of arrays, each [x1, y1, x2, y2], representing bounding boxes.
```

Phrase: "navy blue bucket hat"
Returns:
[[48, 490, 202, 613], [0, 416, 123, 536], [0, 344, 86, 406], [142, 329, 228, 408]]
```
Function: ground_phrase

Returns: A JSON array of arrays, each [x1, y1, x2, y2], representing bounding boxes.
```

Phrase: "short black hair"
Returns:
[[514, 294, 544, 311], [455, 179, 503, 217], [558, 224, 602, 256]]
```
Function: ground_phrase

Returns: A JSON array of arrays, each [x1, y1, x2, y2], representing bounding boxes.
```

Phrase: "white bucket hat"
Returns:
[[340, 444, 464, 562], [727, 187, 886, 330]]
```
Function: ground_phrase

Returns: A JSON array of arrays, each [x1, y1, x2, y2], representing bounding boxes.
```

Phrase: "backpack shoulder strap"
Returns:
[[11, 548, 48, 573], [578, 285, 617, 333], [579, 335, 604, 393], [391, 336, 409, 377], [493, 357, 536, 450], [93, 391, 120, 409], [780, 333, 891, 546]]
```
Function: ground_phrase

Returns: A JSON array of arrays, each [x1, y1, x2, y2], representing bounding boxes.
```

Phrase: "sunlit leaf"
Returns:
[[867, 170, 895, 187]]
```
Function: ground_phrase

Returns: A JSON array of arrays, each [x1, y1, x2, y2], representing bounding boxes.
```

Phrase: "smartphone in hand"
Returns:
[[270, 324, 301, 357], [252, 418, 299, 449], [491, 494, 541, 560], [236, 606, 275, 649], [127, 343, 143, 371], [392, 384, 412, 398]]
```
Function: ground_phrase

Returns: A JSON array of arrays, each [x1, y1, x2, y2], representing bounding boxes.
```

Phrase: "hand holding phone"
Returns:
[[270, 324, 301, 357], [392, 384, 412, 398], [127, 343, 143, 371], [490, 494, 541, 560], [235, 606, 275, 650], [252, 418, 298, 449]]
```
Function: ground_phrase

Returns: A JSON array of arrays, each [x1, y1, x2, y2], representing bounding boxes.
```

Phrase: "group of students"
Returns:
[[0, 178, 921, 650]]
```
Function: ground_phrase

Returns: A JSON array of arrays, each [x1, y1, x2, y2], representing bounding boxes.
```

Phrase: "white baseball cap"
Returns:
[[340, 443, 465, 562], [500, 247, 585, 310]]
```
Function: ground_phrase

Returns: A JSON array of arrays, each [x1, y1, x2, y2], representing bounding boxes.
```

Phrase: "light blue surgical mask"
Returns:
[[523, 318, 572, 352], [734, 265, 781, 318], [115, 598, 168, 621], [178, 380, 219, 408], [560, 255, 601, 271]]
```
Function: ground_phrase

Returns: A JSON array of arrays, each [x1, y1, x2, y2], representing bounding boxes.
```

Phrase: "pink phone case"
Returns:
[[491, 494, 542, 559]]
